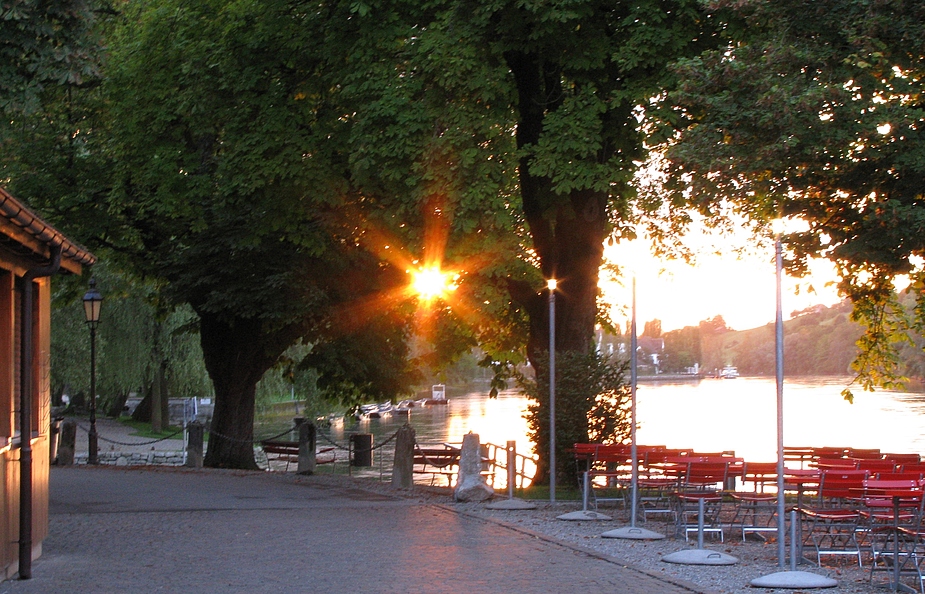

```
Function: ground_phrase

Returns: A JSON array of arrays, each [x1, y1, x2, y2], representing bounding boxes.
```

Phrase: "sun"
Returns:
[[411, 266, 456, 301]]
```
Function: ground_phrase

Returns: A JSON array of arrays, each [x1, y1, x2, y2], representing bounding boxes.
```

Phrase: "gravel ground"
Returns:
[[335, 476, 887, 594]]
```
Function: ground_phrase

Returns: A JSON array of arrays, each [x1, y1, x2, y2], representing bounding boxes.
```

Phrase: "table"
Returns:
[[856, 486, 923, 593]]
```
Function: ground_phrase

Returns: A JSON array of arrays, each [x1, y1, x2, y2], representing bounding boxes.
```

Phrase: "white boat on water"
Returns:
[[719, 365, 739, 379], [424, 384, 448, 405]]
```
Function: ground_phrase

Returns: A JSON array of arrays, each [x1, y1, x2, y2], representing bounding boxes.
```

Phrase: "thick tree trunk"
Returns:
[[506, 50, 610, 486], [198, 311, 288, 469]]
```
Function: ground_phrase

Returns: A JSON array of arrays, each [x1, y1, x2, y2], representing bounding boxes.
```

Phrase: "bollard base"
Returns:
[[601, 526, 665, 540], [556, 510, 611, 521]]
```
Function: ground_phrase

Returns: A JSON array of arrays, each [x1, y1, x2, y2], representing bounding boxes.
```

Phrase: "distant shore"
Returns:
[[636, 373, 704, 382]]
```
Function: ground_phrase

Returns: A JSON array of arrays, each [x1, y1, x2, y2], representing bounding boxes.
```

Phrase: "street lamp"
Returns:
[[83, 278, 103, 465], [547, 278, 557, 502]]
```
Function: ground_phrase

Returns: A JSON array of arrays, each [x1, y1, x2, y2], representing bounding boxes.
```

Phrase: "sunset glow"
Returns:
[[411, 266, 457, 301]]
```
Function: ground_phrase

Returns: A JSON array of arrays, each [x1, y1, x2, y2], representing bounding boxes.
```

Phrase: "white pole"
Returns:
[[549, 280, 556, 502], [630, 277, 639, 526], [775, 235, 786, 568]]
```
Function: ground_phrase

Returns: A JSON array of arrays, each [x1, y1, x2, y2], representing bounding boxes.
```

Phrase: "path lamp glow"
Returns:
[[83, 278, 103, 465], [547, 278, 557, 502]]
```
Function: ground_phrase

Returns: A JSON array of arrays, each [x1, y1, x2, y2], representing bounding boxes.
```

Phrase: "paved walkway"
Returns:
[[0, 467, 710, 594]]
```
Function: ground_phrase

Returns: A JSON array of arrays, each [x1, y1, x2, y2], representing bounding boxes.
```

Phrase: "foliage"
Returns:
[[520, 350, 632, 486], [661, 325, 702, 372], [51, 266, 211, 413], [662, 0, 925, 399], [0, 0, 103, 114], [699, 300, 862, 376]]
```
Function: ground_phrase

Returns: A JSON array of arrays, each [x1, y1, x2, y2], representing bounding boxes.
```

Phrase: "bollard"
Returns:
[[391, 424, 416, 488], [297, 421, 317, 475], [185, 421, 204, 468], [57, 419, 77, 466], [351, 433, 373, 467], [49, 418, 63, 465], [506, 440, 516, 499]]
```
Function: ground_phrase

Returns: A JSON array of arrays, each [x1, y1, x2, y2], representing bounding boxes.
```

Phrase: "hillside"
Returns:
[[701, 300, 863, 376]]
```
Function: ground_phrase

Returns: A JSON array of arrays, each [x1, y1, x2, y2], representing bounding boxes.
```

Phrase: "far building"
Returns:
[[0, 187, 95, 577]]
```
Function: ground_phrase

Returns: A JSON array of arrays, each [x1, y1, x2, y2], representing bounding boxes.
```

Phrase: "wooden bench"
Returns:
[[414, 445, 462, 486], [260, 440, 336, 471]]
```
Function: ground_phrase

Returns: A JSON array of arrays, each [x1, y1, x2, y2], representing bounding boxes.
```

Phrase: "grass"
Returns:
[[511, 484, 583, 501], [117, 417, 185, 439]]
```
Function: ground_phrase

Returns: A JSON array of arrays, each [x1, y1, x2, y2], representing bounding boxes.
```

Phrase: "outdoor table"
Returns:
[[855, 487, 923, 593], [783, 469, 820, 509]]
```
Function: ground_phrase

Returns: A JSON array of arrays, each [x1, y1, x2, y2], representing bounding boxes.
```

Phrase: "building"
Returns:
[[0, 187, 95, 578]]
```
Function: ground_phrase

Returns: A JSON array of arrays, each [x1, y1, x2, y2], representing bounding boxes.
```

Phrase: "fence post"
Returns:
[[297, 421, 317, 475], [185, 421, 204, 468], [506, 440, 517, 498], [391, 424, 416, 488], [57, 419, 76, 466]]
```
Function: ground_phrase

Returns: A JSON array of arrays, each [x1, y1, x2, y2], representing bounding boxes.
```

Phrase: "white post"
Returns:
[[548, 279, 557, 502]]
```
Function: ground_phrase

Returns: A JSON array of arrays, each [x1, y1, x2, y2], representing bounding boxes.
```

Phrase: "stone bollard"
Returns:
[[186, 421, 204, 468], [297, 421, 317, 475], [391, 424, 416, 489], [454, 432, 494, 502], [57, 419, 77, 466]]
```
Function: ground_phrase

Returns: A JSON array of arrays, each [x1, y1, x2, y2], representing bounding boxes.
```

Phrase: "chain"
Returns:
[[316, 429, 351, 451], [75, 423, 184, 446], [316, 428, 401, 452], [210, 425, 298, 445]]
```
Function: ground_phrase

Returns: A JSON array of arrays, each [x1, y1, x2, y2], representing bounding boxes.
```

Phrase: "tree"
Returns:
[[0, 0, 102, 114], [643, 319, 663, 339], [663, 0, 925, 398], [330, 0, 722, 483], [662, 325, 701, 372]]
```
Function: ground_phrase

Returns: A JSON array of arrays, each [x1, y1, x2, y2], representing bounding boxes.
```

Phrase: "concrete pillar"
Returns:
[[186, 421, 204, 468], [57, 419, 76, 466], [391, 424, 416, 489], [297, 421, 317, 475]]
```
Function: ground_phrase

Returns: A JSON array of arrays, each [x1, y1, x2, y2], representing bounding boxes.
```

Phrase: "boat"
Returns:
[[423, 384, 449, 405], [719, 365, 739, 379]]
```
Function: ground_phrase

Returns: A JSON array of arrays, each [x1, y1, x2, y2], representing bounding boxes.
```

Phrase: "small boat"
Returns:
[[719, 365, 739, 379], [423, 384, 449, 405]]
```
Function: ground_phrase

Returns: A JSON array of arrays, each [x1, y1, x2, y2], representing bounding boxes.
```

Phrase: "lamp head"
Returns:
[[547, 278, 557, 292], [82, 278, 103, 328]]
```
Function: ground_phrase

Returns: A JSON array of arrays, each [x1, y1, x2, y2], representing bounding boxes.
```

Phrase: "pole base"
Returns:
[[556, 510, 611, 521], [601, 526, 665, 540], [662, 549, 738, 565], [750, 571, 837, 589]]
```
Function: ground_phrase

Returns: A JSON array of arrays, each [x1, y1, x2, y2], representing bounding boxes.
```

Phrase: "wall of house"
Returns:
[[0, 272, 51, 578]]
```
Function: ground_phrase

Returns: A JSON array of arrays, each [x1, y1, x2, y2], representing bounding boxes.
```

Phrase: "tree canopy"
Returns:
[[663, 0, 925, 397]]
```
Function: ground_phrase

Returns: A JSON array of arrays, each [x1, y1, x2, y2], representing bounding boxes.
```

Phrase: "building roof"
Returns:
[[0, 186, 96, 275]]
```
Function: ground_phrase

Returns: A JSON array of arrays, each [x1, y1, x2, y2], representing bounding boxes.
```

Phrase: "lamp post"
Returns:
[[83, 279, 103, 465], [774, 225, 786, 568], [547, 278, 557, 502]]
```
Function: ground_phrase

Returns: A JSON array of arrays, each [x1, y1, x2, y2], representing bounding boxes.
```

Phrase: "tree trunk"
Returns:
[[199, 311, 291, 469], [151, 360, 165, 433], [506, 50, 610, 486]]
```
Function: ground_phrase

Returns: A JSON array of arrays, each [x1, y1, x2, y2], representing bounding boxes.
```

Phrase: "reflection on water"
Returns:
[[322, 388, 533, 455], [262, 376, 925, 482], [636, 376, 925, 462]]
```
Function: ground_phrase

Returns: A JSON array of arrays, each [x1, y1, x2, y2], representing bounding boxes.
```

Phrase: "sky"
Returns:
[[599, 228, 845, 333]]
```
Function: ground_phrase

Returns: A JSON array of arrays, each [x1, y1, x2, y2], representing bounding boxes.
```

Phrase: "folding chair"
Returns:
[[731, 461, 779, 540], [796, 469, 869, 566], [861, 479, 925, 589], [675, 461, 729, 542]]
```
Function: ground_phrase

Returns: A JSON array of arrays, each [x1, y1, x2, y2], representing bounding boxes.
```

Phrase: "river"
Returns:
[[273, 376, 925, 482]]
